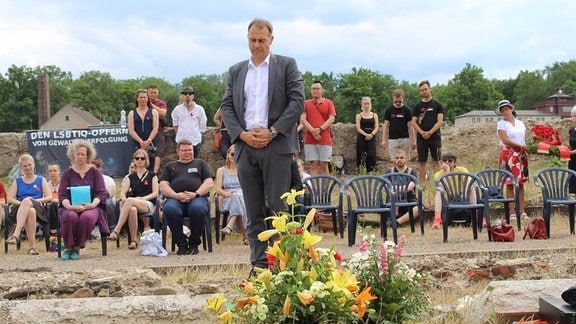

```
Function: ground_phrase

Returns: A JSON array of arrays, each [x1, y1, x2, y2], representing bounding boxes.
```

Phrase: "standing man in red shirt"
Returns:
[[148, 84, 167, 175], [300, 80, 336, 176]]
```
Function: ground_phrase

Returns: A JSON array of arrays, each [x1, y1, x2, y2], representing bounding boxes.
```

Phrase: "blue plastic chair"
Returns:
[[533, 167, 576, 238], [382, 172, 424, 235], [475, 168, 521, 231], [344, 175, 397, 246], [302, 175, 344, 238], [435, 172, 492, 243]]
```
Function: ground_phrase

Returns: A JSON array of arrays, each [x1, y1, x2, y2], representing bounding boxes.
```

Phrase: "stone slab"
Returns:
[[463, 279, 576, 323]]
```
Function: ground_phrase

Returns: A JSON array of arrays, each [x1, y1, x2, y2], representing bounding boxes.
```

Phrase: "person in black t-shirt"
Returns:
[[159, 139, 214, 256], [411, 80, 444, 184], [382, 89, 415, 163]]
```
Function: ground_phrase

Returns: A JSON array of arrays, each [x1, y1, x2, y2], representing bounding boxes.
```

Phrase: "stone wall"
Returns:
[[0, 124, 374, 178]]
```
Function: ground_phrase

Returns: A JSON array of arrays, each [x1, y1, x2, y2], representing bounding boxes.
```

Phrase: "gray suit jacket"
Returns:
[[220, 53, 305, 155]]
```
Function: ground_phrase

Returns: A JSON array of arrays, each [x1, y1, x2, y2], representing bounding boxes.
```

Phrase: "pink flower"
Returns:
[[359, 237, 368, 253], [379, 242, 389, 276], [394, 235, 407, 262]]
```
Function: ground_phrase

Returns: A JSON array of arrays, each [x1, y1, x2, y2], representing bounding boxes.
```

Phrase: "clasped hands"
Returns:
[[242, 128, 272, 148], [175, 191, 197, 203], [72, 203, 94, 213]]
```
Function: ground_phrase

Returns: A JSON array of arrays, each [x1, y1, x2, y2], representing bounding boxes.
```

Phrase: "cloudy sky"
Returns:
[[1, 0, 574, 86]]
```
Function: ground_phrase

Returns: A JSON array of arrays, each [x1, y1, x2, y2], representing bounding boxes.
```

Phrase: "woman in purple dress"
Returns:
[[58, 139, 109, 260]]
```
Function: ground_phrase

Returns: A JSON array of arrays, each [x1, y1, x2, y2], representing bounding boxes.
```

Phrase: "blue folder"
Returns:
[[70, 186, 91, 205]]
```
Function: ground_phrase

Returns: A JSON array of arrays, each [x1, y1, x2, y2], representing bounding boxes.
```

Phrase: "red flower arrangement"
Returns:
[[528, 124, 570, 161]]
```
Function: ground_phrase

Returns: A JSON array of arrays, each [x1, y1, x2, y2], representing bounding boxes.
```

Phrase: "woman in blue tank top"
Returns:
[[6, 154, 52, 255]]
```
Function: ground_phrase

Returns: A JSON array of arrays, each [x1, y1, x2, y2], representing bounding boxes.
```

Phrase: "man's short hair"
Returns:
[[394, 149, 407, 157], [248, 18, 273, 34], [393, 89, 404, 98], [312, 80, 323, 87], [418, 80, 430, 88], [441, 152, 457, 162], [148, 84, 159, 90], [177, 139, 193, 150]]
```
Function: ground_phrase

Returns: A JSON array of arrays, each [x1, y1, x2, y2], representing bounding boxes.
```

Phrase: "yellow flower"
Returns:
[[206, 293, 226, 313], [352, 286, 377, 318], [265, 214, 288, 232], [218, 310, 233, 323], [266, 240, 284, 259], [309, 267, 318, 281], [283, 295, 292, 315], [258, 229, 278, 242], [303, 208, 316, 229], [281, 189, 305, 206], [302, 230, 322, 249], [297, 291, 315, 305], [260, 270, 273, 288], [327, 269, 359, 299]]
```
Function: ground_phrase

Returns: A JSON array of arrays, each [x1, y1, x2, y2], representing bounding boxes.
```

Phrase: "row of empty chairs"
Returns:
[[299, 167, 576, 246]]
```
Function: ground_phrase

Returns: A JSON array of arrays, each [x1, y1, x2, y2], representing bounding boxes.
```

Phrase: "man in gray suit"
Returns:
[[220, 18, 305, 273]]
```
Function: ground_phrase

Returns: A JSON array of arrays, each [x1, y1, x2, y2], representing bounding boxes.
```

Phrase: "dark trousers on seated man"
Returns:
[[163, 196, 209, 254]]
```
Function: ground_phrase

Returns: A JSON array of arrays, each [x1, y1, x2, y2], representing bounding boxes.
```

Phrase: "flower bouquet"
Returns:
[[528, 124, 570, 161], [345, 234, 431, 323], [206, 189, 376, 323]]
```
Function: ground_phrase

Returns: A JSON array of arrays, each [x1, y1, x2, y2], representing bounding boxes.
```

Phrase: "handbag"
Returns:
[[214, 130, 223, 151], [490, 224, 515, 242], [523, 217, 548, 239]]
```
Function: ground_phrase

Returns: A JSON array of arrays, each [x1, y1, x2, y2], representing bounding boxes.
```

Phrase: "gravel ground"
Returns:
[[1, 214, 575, 273]]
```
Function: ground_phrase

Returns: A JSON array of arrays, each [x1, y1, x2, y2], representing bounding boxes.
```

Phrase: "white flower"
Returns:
[[310, 281, 329, 298]]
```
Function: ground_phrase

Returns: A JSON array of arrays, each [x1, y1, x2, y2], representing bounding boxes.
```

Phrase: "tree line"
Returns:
[[1, 60, 576, 133]]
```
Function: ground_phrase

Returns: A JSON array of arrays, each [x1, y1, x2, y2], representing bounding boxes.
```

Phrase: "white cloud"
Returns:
[[0, 0, 575, 85]]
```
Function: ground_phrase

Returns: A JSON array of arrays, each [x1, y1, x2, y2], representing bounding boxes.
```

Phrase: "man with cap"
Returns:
[[171, 85, 208, 158]]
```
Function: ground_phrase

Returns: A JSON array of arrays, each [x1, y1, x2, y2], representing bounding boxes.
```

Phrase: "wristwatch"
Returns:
[[269, 128, 277, 139]]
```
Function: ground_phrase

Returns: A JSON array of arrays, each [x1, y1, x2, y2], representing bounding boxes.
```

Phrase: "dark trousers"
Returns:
[[163, 197, 208, 248], [236, 145, 292, 268]]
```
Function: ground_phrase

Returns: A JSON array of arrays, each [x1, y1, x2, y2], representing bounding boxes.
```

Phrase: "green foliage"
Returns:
[[514, 70, 547, 109], [435, 63, 499, 123]]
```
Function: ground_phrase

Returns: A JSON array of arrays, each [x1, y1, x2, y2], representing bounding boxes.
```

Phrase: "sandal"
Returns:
[[243, 237, 249, 245], [6, 235, 21, 246], [27, 247, 39, 255], [220, 227, 232, 235], [128, 241, 138, 250], [107, 230, 119, 241]]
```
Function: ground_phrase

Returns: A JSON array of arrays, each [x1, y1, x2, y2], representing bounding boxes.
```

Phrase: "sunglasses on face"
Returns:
[[134, 156, 146, 161], [394, 100, 402, 104], [443, 159, 455, 163], [182, 92, 194, 96]]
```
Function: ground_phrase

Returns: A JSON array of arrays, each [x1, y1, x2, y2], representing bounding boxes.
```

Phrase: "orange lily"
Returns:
[[283, 295, 292, 315]]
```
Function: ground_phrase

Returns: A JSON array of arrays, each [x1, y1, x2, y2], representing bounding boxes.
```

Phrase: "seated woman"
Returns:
[[108, 149, 158, 250], [6, 154, 53, 255], [47, 163, 61, 233], [214, 145, 248, 245], [58, 139, 109, 260]]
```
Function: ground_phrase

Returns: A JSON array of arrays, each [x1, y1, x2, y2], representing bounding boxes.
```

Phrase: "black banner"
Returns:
[[26, 127, 133, 178]]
